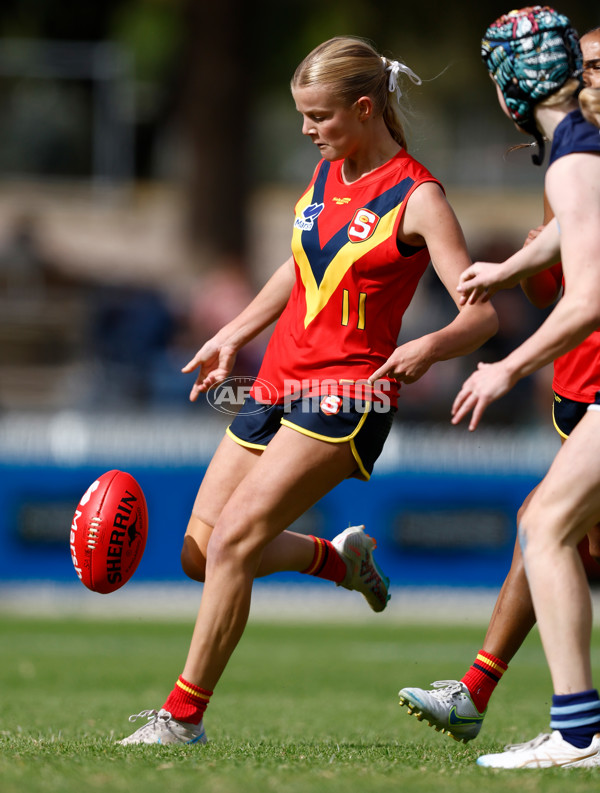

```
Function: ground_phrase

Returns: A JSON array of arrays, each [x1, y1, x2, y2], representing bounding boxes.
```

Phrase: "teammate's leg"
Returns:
[[586, 523, 600, 563], [519, 414, 600, 696], [398, 488, 535, 742], [398, 417, 600, 743], [476, 413, 600, 767]]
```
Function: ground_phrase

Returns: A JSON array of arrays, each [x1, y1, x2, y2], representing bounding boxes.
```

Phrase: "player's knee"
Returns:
[[180, 535, 206, 582], [517, 509, 546, 558], [208, 519, 263, 568]]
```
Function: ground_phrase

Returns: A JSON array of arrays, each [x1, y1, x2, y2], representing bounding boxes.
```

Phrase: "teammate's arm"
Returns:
[[452, 153, 600, 430], [457, 219, 561, 304]]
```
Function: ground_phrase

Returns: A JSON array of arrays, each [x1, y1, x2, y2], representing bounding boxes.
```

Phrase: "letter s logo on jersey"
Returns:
[[348, 208, 380, 242]]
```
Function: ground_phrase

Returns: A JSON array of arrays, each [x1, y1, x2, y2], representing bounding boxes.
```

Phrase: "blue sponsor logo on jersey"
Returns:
[[294, 202, 324, 231]]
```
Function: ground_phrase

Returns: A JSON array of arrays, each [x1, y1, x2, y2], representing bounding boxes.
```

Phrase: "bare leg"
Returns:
[[481, 491, 537, 662], [586, 523, 600, 563], [181, 433, 325, 581], [519, 412, 600, 694], [482, 436, 600, 663], [181, 426, 357, 690]]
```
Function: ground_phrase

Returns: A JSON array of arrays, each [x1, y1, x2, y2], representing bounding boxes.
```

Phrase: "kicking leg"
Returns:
[[181, 427, 357, 690], [181, 434, 388, 610], [181, 434, 324, 580]]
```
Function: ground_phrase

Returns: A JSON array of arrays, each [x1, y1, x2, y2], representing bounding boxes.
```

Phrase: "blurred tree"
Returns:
[[174, 0, 248, 262]]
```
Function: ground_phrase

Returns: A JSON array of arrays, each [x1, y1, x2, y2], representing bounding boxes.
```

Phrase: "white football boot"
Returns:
[[332, 525, 390, 613], [117, 709, 207, 745], [476, 730, 600, 769], [398, 680, 485, 742]]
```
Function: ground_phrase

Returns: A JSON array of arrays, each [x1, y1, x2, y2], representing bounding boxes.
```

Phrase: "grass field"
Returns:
[[1, 613, 599, 793]]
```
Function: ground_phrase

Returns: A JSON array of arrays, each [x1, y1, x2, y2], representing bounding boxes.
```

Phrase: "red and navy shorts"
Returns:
[[227, 395, 396, 481]]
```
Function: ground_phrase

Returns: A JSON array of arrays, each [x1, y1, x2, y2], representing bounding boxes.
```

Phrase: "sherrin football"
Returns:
[[70, 470, 148, 594]]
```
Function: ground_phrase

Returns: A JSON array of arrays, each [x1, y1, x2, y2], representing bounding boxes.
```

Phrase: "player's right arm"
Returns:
[[183, 257, 296, 400]]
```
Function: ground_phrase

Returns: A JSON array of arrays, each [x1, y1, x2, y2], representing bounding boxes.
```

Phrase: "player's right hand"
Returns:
[[182, 341, 237, 402]]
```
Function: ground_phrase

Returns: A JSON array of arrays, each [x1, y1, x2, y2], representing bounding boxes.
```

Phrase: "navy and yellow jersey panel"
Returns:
[[253, 149, 441, 407]]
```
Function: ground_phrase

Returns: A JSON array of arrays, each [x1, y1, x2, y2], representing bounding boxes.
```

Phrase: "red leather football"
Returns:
[[70, 470, 148, 594]]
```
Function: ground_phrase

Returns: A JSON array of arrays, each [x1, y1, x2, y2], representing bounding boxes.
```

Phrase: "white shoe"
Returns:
[[476, 730, 600, 768], [398, 680, 485, 743], [117, 709, 208, 745], [331, 525, 390, 613]]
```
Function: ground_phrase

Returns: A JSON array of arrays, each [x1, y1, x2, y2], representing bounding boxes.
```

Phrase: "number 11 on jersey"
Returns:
[[341, 289, 366, 330]]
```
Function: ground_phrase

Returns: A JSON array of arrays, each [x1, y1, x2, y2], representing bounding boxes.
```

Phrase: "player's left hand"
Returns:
[[368, 337, 433, 385], [451, 360, 515, 431]]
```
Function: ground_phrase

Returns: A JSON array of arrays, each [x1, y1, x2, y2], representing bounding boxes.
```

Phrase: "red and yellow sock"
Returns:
[[162, 675, 212, 725], [301, 535, 346, 584], [461, 650, 508, 713]]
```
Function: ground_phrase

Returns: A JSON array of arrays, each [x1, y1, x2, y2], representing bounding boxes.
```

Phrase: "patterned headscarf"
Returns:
[[481, 6, 582, 164]]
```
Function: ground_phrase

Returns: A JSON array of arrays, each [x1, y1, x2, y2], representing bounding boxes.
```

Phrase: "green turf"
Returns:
[[1, 614, 598, 793]]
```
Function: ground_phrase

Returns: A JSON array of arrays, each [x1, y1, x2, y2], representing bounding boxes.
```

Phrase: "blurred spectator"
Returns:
[[184, 260, 268, 379], [88, 284, 175, 406]]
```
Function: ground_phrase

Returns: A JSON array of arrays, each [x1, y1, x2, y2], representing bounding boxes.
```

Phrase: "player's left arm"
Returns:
[[370, 183, 498, 384]]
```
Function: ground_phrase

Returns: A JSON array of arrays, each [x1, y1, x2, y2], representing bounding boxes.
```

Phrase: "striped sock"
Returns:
[[301, 535, 347, 584], [461, 650, 508, 713], [162, 675, 213, 725], [551, 689, 600, 748]]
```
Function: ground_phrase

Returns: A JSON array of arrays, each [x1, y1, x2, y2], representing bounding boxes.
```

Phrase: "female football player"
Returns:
[[117, 35, 497, 745], [397, 22, 600, 751], [449, 6, 600, 769]]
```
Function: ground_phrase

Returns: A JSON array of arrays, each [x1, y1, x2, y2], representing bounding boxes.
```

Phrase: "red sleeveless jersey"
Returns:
[[553, 305, 600, 402], [253, 150, 441, 407]]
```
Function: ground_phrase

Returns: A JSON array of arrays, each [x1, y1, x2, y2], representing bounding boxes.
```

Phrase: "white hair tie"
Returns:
[[381, 57, 422, 99]]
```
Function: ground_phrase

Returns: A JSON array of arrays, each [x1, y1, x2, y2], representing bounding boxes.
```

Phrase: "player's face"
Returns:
[[581, 32, 600, 89], [292, 85, 363, 161]]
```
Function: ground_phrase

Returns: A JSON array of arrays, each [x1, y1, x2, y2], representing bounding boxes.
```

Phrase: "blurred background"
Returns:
[[1, 0, 599, 602]]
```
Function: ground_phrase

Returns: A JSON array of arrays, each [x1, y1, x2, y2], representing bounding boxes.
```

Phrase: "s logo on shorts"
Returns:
[[320, 395, 343, 415]]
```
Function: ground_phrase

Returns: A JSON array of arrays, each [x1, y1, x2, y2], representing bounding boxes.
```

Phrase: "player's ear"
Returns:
[[356, 96, 373, 120]]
